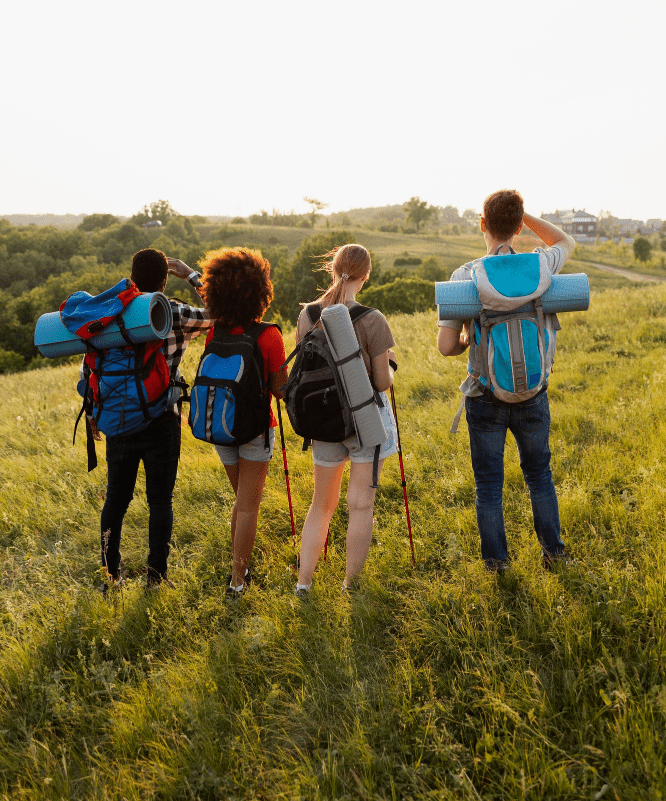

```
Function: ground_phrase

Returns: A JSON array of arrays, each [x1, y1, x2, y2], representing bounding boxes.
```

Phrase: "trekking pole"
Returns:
[[276, 400, 297, 547], [323, 527, 330, 562], [390, 385, 415, 565]]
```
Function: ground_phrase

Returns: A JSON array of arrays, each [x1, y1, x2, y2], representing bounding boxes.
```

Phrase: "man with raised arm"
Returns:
[[86, 248, 213, 591], [437, 190, 575, 572]]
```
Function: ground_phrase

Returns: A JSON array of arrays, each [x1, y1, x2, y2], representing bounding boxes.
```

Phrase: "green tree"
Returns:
[[130, 200, 179, 225], [271, 230, 353, 323], [402, 197, 436, 232], [78, 213, 119, 232], [439, 205, 462, 224], [358, 277, 434, 314], [93, 223, 150, 264], [303, 197, 329, 229], [0, 347, 25, 374], [418, 255, 448, 282], [462, 209, 480, 230], [598, 210, 619, 238], [633, 237, 652, 263]]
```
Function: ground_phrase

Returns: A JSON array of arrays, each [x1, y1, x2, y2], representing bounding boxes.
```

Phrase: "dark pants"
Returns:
[[100, 412, 181, 580], [465, 391, 565, 567]]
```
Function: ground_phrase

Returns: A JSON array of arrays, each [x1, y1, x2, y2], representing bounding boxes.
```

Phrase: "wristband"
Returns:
[[187, 271, 203, 288]]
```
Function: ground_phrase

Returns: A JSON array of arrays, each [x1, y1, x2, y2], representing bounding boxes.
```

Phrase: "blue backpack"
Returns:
[[189, 323, 278, 447], [61, 279, 176, 470], [469, 247, 556, 403]]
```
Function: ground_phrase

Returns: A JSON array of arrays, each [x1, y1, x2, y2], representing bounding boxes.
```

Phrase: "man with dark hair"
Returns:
[[88, 248, 213, 590], [130, 248, 173, 292], [437, 191, 575, 572]]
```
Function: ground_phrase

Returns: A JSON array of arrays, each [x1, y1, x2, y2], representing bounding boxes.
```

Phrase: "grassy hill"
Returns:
[[2, 273, 666, 798]]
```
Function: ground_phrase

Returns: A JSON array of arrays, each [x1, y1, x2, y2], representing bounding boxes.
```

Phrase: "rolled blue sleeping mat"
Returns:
[[436, 273, 590, 320], [34, 292, 173, 358]]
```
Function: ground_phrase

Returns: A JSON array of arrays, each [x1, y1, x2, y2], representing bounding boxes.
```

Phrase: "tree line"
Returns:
[[0, 209, 451, 375]]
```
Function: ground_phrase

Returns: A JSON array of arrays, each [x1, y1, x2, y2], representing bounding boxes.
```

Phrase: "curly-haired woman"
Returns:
[[293, 244, 398, 595], [197, 247, 287, 595]]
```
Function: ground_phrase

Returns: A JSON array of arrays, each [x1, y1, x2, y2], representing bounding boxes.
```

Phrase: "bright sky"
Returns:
[[2, 0, 664, 222]]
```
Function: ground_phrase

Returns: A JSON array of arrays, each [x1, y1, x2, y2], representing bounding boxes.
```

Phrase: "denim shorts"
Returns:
[[214, 428, 275, 465], [312, 392, 399, 467]]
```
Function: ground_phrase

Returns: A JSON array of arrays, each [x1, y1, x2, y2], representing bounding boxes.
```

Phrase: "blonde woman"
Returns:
[[294, 244, 398, 595]]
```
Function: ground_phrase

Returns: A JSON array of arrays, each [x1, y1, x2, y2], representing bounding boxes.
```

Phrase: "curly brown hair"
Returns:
[[483, 189, 524, 241], [200, 247, 274, 328]]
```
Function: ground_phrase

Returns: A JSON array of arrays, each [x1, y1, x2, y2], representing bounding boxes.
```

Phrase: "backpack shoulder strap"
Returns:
[[349, 304, 376, 324], [245, 321, 281, 340], [306, 304, 322, 325]]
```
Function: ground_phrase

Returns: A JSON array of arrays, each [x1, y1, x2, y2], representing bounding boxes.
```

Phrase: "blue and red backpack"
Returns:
[[61, 279, 173, 470]]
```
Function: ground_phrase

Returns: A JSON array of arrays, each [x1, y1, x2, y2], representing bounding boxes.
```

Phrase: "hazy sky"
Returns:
[[2, 0, 663, 221]]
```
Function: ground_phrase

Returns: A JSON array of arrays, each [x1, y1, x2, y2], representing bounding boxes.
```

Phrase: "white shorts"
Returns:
[[311, 392, 399, 467], [214, 429, 275, 465]]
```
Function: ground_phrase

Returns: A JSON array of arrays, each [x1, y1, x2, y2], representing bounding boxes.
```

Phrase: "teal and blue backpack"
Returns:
[[468, 246, 557, 403], [189, 323, 278, 447]]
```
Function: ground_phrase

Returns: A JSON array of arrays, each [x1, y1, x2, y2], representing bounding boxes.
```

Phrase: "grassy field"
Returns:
[[3, 237, 666, 798]]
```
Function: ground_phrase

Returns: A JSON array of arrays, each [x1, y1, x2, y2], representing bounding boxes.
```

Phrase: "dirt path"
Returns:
[[586, 262, 666, 283]]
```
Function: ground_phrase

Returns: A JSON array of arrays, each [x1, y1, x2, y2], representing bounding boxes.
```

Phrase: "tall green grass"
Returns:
[[1, 279, 666, 798]]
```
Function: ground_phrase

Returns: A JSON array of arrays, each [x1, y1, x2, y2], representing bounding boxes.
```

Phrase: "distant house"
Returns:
[[644, 219, 664, 234], [540, 210, 597, 239], [541, 212, 565, 225], [559, 210, 597, 238], [617, 219, 643, 236], [142, 220, 162, 229]]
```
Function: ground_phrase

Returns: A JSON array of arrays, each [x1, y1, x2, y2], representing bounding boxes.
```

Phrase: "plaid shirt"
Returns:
[[164, 297, 213, 377]]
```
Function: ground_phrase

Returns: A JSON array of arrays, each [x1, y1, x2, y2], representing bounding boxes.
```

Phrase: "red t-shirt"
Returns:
[[205, 324, 286, 428]]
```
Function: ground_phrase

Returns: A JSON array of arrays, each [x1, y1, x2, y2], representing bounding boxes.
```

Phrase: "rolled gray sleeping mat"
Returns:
[[436, 273, 590, 320], [34, 292, 173, 358], [320, 304, 387, 448]]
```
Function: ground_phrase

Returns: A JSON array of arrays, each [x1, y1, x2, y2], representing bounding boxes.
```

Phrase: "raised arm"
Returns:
[[522, 213, 575, 260]]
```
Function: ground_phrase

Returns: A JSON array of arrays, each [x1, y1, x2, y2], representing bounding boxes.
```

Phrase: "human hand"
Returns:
[[167, 258, 192, 279], [88, 418, 102, 441]]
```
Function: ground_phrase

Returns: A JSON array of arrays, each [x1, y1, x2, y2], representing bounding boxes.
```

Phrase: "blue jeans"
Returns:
[[100, 412, 181, 581], [465, 391, 564, 566]]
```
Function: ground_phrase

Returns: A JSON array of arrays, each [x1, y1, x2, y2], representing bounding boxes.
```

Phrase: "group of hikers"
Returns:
[[78, 189, 576, 596]]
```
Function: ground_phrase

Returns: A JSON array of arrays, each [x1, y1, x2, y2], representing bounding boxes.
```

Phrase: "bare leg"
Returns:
[[224, 458, 269, 587], [345, 459, 384, 583], [298, 463, 345, 586], [223, 463, 240, 552]]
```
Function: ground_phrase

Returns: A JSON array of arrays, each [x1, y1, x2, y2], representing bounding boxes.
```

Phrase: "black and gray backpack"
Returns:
[[282, 303, 376, 447]]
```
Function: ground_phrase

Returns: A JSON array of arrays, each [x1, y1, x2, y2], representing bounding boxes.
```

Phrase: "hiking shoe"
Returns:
[[101, 573, 125, 597], [226, 581, 246, 599], [484, 559, 509, 575], [226, 568, 251, 588], [294, 582, 311, 600], [146, 574, 174, 589], [342, 578, 360, 595], [542, 552, 569, 571], [146, 569, 171, 589]]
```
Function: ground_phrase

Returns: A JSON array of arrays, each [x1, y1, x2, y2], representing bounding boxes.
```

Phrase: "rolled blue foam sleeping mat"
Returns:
[[34, 292, 173, 358], [436, 273, 590, 320]]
